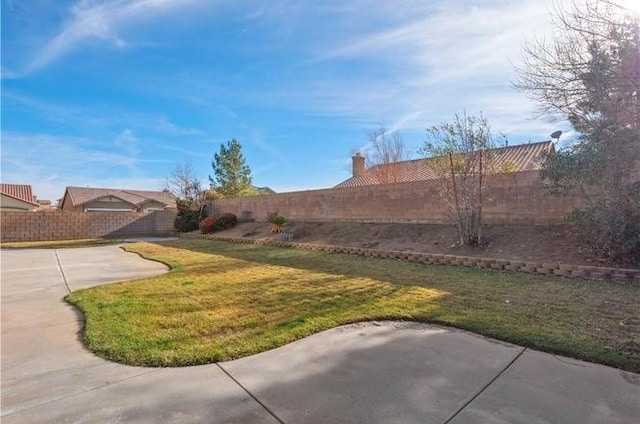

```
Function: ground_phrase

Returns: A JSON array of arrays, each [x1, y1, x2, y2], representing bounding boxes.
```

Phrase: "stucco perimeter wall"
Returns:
[[209, 171, 584, 225], [0, 209, 177, 242]]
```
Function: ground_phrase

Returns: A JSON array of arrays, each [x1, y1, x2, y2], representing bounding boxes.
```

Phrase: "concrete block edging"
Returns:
[[184, 234, 640, 283]]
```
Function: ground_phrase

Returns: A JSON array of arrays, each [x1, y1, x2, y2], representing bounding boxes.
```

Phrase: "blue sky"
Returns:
[[4, 0, 630, 202]]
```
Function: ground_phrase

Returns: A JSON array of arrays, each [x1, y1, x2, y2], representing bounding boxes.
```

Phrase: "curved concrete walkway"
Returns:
[[1, 245, 638, 424]]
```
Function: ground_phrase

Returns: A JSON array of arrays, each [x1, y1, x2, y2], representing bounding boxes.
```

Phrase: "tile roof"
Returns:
[[489, 141, 554, 172], [121, 189, 177, 206], [0, 184, 39, 206], [63, 187, 176, 208], [335, 141, 554, 188]]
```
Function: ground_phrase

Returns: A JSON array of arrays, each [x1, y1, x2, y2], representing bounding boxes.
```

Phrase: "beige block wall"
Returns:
[[209, 171, 584, 225], [0, 210, 177, 242]]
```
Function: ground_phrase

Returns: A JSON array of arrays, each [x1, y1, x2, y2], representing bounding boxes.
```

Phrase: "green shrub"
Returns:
[[568, 182, 640, 265], [267, 211, 286, 233], [174, 205, 207, 233], [214, 213, 238, 231]]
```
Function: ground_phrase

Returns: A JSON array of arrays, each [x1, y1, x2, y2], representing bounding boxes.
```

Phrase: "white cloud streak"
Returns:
[[256, 0, 561, 141], [2, 90, 206, 138], [5, 0, 583, 196], [27, 0, 208, 72], [1, 131, 167, 201]]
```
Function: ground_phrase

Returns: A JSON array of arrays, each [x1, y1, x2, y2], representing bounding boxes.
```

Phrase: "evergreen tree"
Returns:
[[209, 139, 254, 197]]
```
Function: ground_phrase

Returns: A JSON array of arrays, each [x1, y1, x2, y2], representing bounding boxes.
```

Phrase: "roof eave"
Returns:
[[0, 192, 40, 207]]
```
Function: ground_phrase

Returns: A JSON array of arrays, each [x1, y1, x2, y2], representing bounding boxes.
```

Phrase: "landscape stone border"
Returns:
[[181, 234, 640, 283]]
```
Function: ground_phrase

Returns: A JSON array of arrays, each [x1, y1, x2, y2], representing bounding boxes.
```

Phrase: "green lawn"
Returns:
[[1, 238, 123, 249], [65, 238, 640, 371]]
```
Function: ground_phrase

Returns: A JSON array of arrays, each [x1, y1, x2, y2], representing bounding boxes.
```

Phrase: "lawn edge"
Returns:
[[119, 243, 176, 271], [188, 233, 640, 283], [66, 239, 640, 373]]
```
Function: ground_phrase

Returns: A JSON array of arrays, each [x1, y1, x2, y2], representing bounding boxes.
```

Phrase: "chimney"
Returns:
[[352, 153, 365, 177]]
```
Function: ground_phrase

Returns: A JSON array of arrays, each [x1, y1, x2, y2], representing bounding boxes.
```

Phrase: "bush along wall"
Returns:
[[174, 201, 207, 233], [200, 213, 238, 234]]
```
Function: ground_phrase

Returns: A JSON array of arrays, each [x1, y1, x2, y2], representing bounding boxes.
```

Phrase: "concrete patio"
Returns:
[[1, 245, 638, 423]]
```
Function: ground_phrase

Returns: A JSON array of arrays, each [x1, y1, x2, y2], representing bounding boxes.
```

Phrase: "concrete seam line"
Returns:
[[442, 347, 528, 424], [0, 369, 161, 419], [54, 249, 72, 294], [216, 363, 286, 424]]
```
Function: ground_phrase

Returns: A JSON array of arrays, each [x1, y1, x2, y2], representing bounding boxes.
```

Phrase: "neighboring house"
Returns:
[[37, 199, 55, 210], [0, 184, 40, 211], [335, 141, 554, 188], [59, 187, 176, 213]]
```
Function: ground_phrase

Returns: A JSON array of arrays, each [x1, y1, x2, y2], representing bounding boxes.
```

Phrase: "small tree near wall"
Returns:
[[164, 160, 202, 205], [420, 112, 505, 245], [209, 139, 255, 197]]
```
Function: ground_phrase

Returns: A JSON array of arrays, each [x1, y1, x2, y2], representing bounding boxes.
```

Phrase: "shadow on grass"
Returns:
[[153, 238, 533, 288], [124, 238, 640, 372]]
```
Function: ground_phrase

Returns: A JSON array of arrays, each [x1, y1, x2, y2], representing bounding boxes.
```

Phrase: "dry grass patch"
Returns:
[[65, 239, 640, 371]]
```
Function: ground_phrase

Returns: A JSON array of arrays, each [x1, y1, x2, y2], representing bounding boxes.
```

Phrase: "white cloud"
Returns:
[[27, 0, 209, 72], [113, 128, 140, 160], [2, 90, 207, 139], [25, 0, 558, 145], [1, 131, 166, 201], [4, 0, 583, 198], [1, 68, 19, 80], [252, 0, 558, 142], [155, 117, 204, 136], [246, 129, 290, 164]]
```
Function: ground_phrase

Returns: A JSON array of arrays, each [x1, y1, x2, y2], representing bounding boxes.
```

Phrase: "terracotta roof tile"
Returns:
[[335, 141, 553, 188], [488, 141, 553, 172], [0, 184, 39, 206]]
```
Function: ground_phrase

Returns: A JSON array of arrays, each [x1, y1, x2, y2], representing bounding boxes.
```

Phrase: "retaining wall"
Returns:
[[195, 234, 640, 283]]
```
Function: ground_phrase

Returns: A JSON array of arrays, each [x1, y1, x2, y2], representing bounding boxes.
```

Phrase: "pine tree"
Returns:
[[209, 139, 254, 197]]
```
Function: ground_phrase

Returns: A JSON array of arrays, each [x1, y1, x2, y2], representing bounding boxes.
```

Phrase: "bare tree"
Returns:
[[420, 112, 504, 245], [514, 0, 639, 131], [514, 0, 640, 263], [164, 160, 202, 205], [365, 125, 408, 183]]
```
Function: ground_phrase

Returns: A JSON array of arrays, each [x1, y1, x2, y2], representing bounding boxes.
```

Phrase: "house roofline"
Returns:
[[0, 192, 39, 207], [89, 194, 139, 207], [61, 186, 174, 209]]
